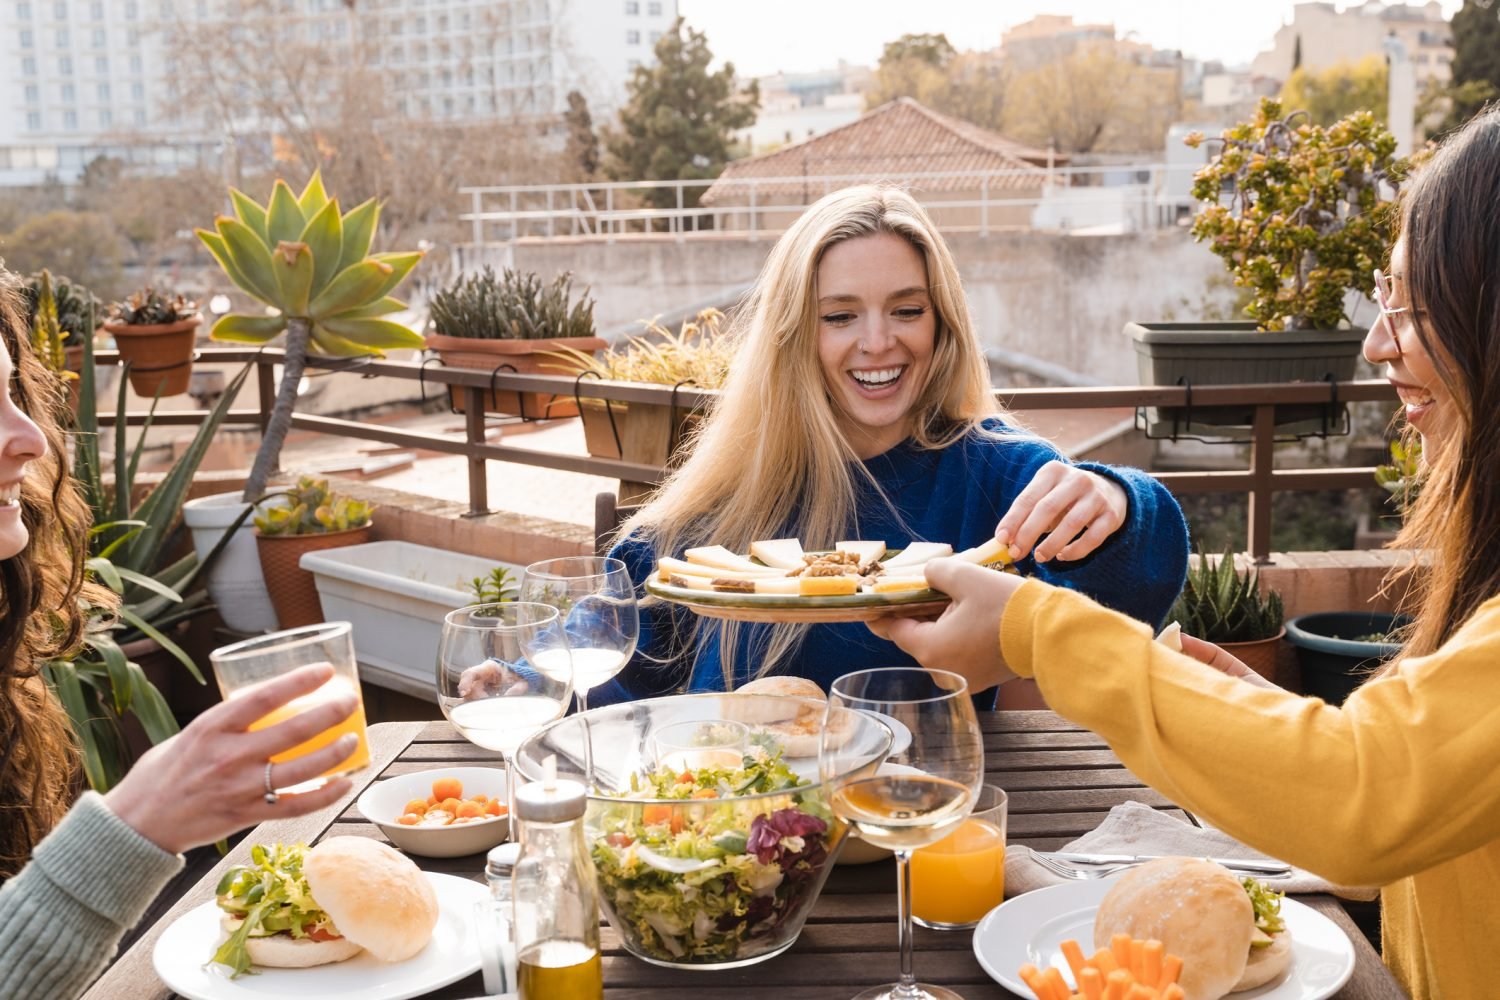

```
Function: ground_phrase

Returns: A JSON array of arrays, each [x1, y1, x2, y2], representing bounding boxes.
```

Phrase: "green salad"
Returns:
[[591, 751, 838, 964], [211, 843, 341, 978]]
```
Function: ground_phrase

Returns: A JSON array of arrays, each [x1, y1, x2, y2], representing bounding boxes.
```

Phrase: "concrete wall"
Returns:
[[511, 229, 1236, 385]]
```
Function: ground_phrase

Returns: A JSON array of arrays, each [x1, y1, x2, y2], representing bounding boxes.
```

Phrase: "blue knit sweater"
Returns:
[[599, 420, 1189, 702]]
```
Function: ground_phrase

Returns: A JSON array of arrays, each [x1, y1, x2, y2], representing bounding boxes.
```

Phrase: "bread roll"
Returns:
[[304, 837, 439, 963], [724, 676, 825, 724], [218, 914, 364, 968], [1093, 857, 1254, 1000], [1235, 929, 1292, 991]]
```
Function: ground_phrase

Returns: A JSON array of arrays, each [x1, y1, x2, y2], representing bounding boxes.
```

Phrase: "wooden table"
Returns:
[[87, 712, 1407, 1000]]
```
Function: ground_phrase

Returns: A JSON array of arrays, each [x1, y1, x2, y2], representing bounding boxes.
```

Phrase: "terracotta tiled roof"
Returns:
[[703, 98, 1061, 204]]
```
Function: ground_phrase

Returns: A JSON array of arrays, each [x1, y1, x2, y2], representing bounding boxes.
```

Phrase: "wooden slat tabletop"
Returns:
[[87, 712, 1407, 1000]]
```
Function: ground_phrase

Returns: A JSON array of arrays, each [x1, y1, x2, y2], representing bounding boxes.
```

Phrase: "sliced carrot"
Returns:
[[1162, 986, 1185, 1000], [1103, 968, 1132, 1000], [1141, 940, 1163, 985], [1042, 966, 1069, 1000], [1110, 933, 1133, 968], [1079, 966, 1105, 1000], [1129, 938, 1146, 979], [1060, 939, 1088, 981], [1018, 963, 1049, 1000], [690, 788, 719, 799], [1125, 986, 1156, 1000], [642, 804, 672, 826], [1091, 948, 1119, 974], [1156, 954, 1183, 989]]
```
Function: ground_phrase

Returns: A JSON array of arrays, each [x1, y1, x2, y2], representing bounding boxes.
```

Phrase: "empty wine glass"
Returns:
[[822, 668, 984, 1000], [437, 602, 574, 812], [520, 556, 638, 715]]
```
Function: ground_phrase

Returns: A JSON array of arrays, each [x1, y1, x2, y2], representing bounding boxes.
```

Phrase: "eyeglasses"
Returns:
[[1372, 268, 1413, 350]]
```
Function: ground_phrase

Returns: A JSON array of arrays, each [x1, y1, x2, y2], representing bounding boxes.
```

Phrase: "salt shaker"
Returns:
[[478, 842, 521, 995]]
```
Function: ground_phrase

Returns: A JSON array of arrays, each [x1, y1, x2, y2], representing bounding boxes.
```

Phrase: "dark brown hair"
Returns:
[[1386, 106, 1500, 660], [0, 269, 98, 879]]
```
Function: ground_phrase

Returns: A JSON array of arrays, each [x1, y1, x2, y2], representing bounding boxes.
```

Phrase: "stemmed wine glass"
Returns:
[[822, 668, 984, 1000], [519, 556, 639, 715], [436, 602, 574, 811]]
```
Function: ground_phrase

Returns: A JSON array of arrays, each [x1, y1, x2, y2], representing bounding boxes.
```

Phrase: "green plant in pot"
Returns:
[[40, 333, 254, 791], [103, 286, 203, 399], [1168, 544, 1286, 681], [254, 475, 375, 630], [1128, 97, 1410, 438], [195, 171, 426, 504], [20, 270, 104, 413], [426, 265, 606, 418]]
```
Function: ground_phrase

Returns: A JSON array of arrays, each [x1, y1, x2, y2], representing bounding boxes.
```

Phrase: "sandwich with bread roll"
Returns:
[[212, 837, 439, 977], [724, 675, 852, 756], [1092, 856, 1291, 1000]]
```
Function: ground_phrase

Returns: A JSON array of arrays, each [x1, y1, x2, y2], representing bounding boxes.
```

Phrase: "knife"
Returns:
[[1045, 851, 1292, 875]]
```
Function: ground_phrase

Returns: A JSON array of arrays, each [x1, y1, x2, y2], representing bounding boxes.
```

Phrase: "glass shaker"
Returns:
[[477, 842, 521, 995], [511, 776, 603, 1000]]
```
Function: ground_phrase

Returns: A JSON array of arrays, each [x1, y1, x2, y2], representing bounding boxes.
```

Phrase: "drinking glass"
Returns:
[[437, 603, 574, 809], [519, 556, 638, 714], [910, 784, 1008, 930], [210, 621, 371, 793], [651, 719, 750, 772], [822, 668, 984, 1000]]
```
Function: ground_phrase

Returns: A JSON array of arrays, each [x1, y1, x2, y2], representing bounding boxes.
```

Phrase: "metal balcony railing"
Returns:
[[94, 347, 1399, 563]]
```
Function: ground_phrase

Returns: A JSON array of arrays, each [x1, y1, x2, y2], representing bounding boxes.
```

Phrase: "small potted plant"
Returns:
[[254, 476, 375, 630], [1284, 612, 1410, 706], [104, 286, 202, 397], [549, 308, 731, 464], [20, 269, 102, 370], [425, 266, 606, 418], [1168, 544, 1286, 681], [1129, 98, 1410, 436]]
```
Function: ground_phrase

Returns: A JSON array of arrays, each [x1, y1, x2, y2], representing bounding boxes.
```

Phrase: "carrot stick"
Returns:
[[1079, 966, 1105, 1000], [1141, 939, 1163, 984], [1111, 932, 1133, 968], [1105, 968, 1133, 1000], [1019, 963, 1051, 1000], [1042, 966, 1070, 1000], [1092, 948, 1120, 974], [1061, 939, 1089, 982], [1126, 986, 1157, 1000], [1162, 986, 1186, 1000], [1129, 938, 1146, 979], [1156, 954, 1183, 989]]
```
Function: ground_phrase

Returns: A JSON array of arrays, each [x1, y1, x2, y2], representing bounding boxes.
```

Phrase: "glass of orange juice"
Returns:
[[909, 784, 1007, 930], [210, 621, 371, 792]]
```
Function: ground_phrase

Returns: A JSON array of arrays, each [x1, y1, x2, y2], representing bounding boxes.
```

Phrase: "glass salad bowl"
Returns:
[[513, 693, 893, 969]]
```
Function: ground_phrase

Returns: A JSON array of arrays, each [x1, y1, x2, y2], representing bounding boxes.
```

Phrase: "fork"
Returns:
[[1024, 847, 1132, 880]]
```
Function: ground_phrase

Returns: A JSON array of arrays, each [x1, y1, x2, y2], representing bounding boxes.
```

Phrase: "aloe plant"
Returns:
[[195, 171, 425, 503], [1169, 544, 1285, 644]]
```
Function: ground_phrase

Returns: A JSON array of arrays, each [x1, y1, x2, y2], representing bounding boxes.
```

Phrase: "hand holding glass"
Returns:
[[822, 668, 984, 1000], [519, 556, 638, 714], [209, 621, 371, 793]]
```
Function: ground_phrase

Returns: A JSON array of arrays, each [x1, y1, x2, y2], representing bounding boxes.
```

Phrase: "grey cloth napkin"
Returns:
[[1006, 800, 1379, 901]]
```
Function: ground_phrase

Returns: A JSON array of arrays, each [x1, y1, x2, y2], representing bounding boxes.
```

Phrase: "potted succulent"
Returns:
[[20, 269, 102, 375], [1285, 612, 1410, 706], [104, 286, 203, 397], [24, 270, 80, 415], [426, 265, 605, 418], [1168, 544, 1286, 681], [254, 476, 375, 630], [549, 308, 730, 464], [1129, 98, 1409, 437]]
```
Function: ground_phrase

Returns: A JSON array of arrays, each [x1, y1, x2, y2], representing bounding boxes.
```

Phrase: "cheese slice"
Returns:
[[835, 540, 887, 564], [798, 576, 859, 597], [881, 542, 954, 569], [749, 538, 805, 570], [866, 576, 931, 594], [667, 572, 717, 591], [753, 577, 803, 595], [684, 544, 769, 573], [955, 537, 1014, 567], [659, 556, 784, 581]]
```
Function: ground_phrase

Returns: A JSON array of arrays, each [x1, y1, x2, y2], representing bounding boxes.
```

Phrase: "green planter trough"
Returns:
[[1285, 611, 1411, 706]]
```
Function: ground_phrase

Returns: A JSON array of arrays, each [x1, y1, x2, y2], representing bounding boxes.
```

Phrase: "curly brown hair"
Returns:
[[0, 268, 99, 879]]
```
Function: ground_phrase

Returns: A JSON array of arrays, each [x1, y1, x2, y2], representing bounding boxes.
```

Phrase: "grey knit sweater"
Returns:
[[0, 791, 184, 999]]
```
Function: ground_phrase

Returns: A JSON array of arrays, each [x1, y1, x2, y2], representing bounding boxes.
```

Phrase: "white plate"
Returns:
[[859, 710, 913, 757], [972, 878, 1356, 1000], [152, 871, 486, 1000]]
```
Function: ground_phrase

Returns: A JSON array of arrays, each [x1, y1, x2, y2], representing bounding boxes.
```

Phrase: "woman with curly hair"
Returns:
[[0, 270, 362, 999]]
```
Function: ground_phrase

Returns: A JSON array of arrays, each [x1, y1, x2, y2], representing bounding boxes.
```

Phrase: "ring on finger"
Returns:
[[264, 761, 279, 806]]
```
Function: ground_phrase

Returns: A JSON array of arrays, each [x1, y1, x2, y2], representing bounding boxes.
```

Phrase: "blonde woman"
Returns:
[[600, 185, 1189, 700]]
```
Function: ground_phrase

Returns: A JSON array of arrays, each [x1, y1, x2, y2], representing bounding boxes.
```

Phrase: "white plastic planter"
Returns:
[[182, 490, 278, 634], [300, 540, 523, 700]]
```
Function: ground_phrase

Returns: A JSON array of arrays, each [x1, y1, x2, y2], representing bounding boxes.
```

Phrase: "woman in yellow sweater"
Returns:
[[872, 106, 1500, 999]]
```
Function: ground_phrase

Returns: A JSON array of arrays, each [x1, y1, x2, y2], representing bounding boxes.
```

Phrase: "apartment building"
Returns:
[[1251, 1, 1453, 86]]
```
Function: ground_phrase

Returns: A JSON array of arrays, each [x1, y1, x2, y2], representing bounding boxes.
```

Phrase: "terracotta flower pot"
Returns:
[[425, 333, 606, 419], [1220, 627, 1286, 683], [105, 314, 202, 397], [256, 523, 373, 630]]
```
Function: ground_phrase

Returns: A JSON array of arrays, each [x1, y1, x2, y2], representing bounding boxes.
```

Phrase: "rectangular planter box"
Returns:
[[300, 541, 523, 701], [1126, 321, 1366, 439]]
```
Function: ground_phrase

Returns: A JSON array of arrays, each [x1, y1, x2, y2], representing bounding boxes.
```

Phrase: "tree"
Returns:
[[880, 32, 957, 68], [1002, 48, 1178, 154], [1, 212, 127, 299], [563, 90, 600, 180], [1447, 0, 1500, 126], [865, 36, 1008, 132], [1278, 56, 1388, 126], [603, 18, 759, 211]]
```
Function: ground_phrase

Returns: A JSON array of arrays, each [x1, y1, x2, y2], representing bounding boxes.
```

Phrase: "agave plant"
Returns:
[[195, 171, 425, 502], [1169, 544, 1285, 644]]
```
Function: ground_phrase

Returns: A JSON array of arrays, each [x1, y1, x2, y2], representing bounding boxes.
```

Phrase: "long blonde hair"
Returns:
[[619, 185, 1002, 687]]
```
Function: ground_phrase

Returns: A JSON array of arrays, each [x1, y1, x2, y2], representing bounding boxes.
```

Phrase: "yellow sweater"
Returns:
[[1001, 580, 1500, 1000]]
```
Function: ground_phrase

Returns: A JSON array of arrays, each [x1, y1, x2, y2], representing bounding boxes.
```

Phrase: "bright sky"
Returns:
[[677, 0, 1464, 77]]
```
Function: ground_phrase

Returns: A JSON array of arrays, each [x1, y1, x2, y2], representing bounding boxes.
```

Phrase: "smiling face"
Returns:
[[0, 336, 46, 560], [1363, 238, 1455, 457], [815, 232, 937, 459]]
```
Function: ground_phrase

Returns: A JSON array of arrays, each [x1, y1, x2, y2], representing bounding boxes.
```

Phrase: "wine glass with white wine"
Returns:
[[822, 668, 984, 1000], [520, 556, 638, 714], [436, 602, 574, 810]]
